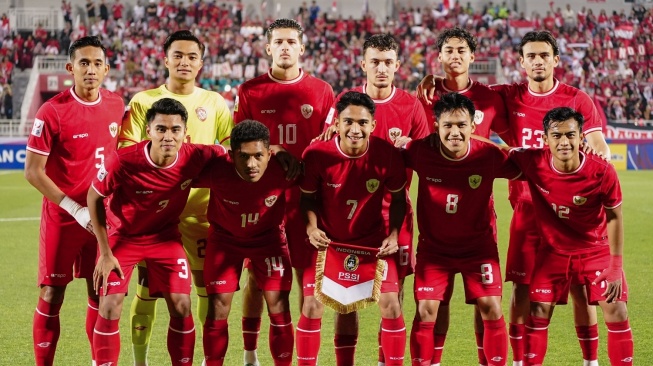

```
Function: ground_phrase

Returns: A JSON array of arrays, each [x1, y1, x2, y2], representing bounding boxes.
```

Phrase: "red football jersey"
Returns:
[[26, 88, 124, 204], [233, 69, 336, 159], [492, 80, 604, 203], [403, 138, 521, 256], [300, 137, 407, 246], [331, 85, 430, 144], [421, 79, 509, 139], [92, 141, 226, 244], [194, 156, 294, 246], [509, 149, 622, 255]]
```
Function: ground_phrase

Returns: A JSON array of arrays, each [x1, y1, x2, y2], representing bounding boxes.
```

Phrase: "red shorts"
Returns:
[[302, 248, 399, 297], [384, 206, 415, 280], [530, 246, 629, 305], [414, 249, 503, 304], [100, 239, 192, 297], [204, 238, 292, 294], [505, 200, 541, 284], [37, 202, 97, 286]]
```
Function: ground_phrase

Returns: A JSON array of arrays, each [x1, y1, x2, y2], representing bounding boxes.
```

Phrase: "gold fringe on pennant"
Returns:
[[314, 247, 385, 314]]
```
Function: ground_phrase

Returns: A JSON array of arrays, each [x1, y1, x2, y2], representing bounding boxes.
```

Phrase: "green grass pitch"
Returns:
[[1, 170, 651, 365]]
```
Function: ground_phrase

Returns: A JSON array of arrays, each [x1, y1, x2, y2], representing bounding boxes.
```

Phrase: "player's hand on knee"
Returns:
[[307, 227, 330, 249], [593, 255, 623, 303], [93, 254, 124, 296]]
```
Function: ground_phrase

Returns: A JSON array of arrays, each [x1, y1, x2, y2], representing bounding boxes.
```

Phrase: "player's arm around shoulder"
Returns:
[[584, 130, 610, 161]]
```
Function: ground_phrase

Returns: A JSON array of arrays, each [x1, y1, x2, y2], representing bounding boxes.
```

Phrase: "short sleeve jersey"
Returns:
[[26, 87, 125, 204], [421, 79, 509, 139], [492, 80, 603, 203], [403, 137, 521, 256], [233, 69, 335, 159], [92, 141, 226, 244], [194, 156, 294, 246], [119, 84, 234, 217], [300, 137, 406, 246], [509, 148, 622, 255], [331, 85, 430, 144]]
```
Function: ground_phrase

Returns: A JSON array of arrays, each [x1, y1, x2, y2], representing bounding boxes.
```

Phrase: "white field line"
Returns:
[[0, 217, 40, 222]]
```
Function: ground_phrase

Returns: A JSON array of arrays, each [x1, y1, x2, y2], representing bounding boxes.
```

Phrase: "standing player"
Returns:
[[319, 33, 430, 366], [233, 18, 335, 366], [88, 98, 227, 365], [24, 36, 124, 366], [418, 30, 610, 366], [119, 30, 233, 366], [406, 93, 520, 366], [418, 27, 511, 366], [197, 120, 295, 366], [297, 91, 407, 366], [508, 107, 633, 365]]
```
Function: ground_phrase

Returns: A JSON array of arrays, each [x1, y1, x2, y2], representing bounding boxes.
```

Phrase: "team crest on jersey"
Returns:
[[301, 104, 314, 119], [31, 118, 45, 137], [97, 164, 108, 182], [573, 196, 587, 205], [388, 127, 402, 142], [195, 107, 208, 122], [109, 122, 119, 138], [265, 195, 278, 207], [366, 179, 380, 193], [468, 175, 482, 189], [343, 254, 359, 272], [180, 179, 192, 190], [474, 110, 484, 125]]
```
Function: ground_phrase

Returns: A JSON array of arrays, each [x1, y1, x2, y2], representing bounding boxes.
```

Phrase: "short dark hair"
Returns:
[[433, 92, 475, 122], [230, 120, 271, 151], [336, 91, 376, 116], [163, 30, 205, 57], [68, 36, 106, 60], [518, 30, 559, 57], [436, 27, 477, 53], [543, 107, 584, 134], [266, 18, 304, 43], [362, 33, 399, 57], [145, 98, 188, 125]]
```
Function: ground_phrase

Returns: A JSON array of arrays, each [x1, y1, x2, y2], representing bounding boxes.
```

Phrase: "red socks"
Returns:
[[93, 315, 120, 364], [410, 319, 435, 366], [483, 317, 507, 366], [432, 332, 446, 365], [203, 318, 228, 365], [334, 333, 357, 366], [524, 316, 549, 366], [378, 327, 385, 364], [576, 324, 599, 363], [269, 312, 294, 366], [381, 316, 406, 366], [509, 323, 525, 364], [85, 298, 99, 356], [168, 315, 195, 366], [296, 315, 321, 366], [33, 298, 63, 366], [242, 317, 261, 352], [606, 320, 633, 366]]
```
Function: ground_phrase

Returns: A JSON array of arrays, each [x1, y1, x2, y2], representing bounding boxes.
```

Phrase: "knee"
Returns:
[[40, 285, 66, 304], [99, 295, 125, 319], [301, 297, 324, 318], [477, 297, 504, 320], [416, 301, 438, 322], [171, 296, 192, 318], [530, 302, 552, 319]]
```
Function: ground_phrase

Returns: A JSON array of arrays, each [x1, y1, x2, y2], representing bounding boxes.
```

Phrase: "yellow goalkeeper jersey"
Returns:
[[119, 84, 234, 217]]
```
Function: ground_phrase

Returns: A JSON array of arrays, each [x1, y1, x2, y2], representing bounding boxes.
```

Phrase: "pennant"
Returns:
[[315, 242, 384, 314]]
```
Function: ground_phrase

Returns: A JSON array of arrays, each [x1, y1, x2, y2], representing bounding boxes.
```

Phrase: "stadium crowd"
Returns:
[[0, 0, 651, 122]]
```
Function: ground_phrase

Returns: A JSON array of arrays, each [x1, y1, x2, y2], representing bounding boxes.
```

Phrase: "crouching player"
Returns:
[[297, 91, 408, 365], [508, 107, 633, 365], [196, 120, 295, 365], [405, 93, 521, 366], [88, 98, 227, 365]]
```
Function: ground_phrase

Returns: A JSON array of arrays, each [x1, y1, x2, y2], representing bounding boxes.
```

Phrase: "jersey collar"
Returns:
[[549, 150, 586, 174], [440, 78, 473, 94], [439, 138, 472, 161], [334, 136, 370, 158], [363, 83, 396, 104], [143, 141, 180, 169], [69, 87, 102, 106], [268, 68, 304, 85], [527, 79, 560, 97]]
